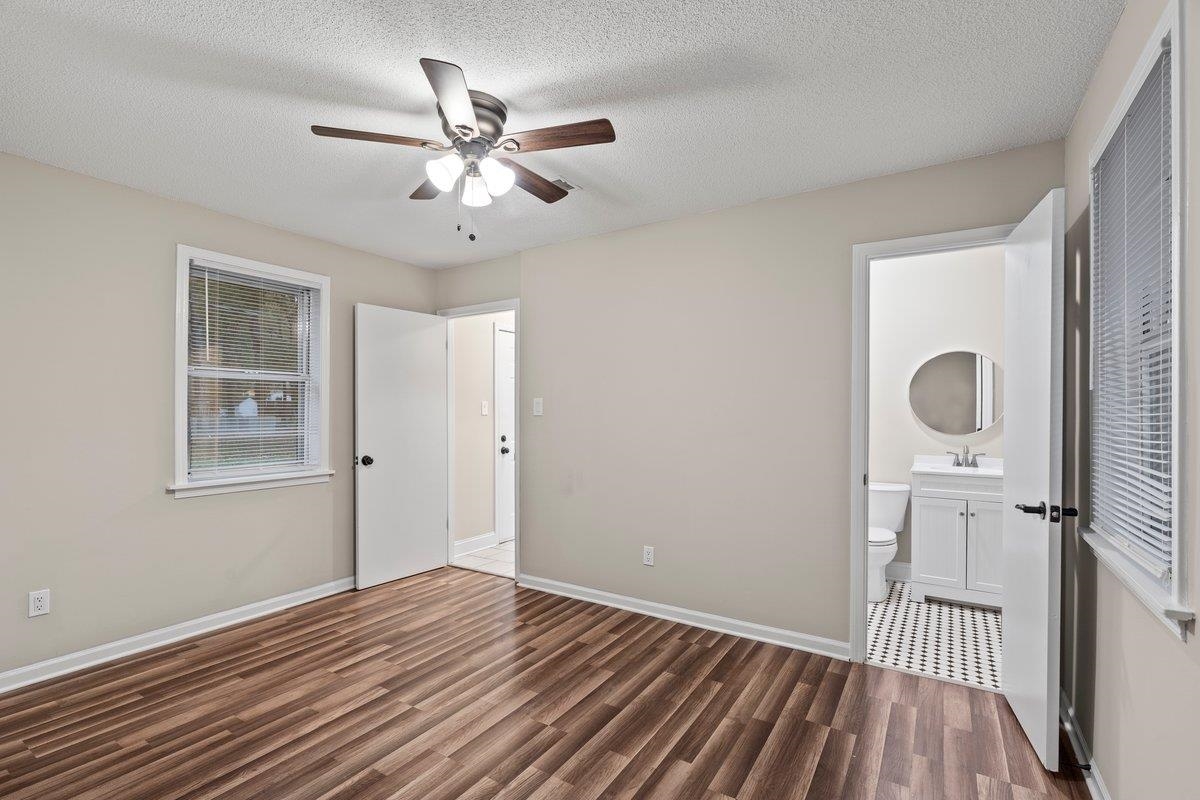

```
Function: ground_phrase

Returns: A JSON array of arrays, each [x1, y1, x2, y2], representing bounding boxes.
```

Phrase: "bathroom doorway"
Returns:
[[441, 300, 519, 580], [850, 227, 1011, 691]]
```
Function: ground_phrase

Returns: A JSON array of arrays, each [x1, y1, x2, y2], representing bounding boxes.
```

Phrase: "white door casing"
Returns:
[[354, 304, 448, 590], [1001, 188, 1065, 771], [494, 325, 516, 544]]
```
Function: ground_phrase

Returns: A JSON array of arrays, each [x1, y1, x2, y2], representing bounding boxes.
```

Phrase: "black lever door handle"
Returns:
[[500, 447, 510, 455], [1015, 501, 1047, 519], [360, 455, 374, 466]]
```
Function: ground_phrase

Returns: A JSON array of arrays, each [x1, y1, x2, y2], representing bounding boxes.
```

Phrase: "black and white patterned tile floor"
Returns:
[[867, 580, 1002, 690]]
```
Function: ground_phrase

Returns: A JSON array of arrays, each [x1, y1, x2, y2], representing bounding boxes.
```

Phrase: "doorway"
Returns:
[[860, 240, 1008, 692], [441, 300, 519, 579], [849, 190, 1066, 771]]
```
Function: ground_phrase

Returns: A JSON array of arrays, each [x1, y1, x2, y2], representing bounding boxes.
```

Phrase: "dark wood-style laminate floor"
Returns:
[[0, 567, 1091, 800]]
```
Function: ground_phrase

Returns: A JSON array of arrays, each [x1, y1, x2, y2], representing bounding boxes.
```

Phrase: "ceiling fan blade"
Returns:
[[499, 118, 615, 153], [311, 125, 439, 149], [419, 58, 479, 138], [410, 179, 441, 200], [497, 158, 568, 203]]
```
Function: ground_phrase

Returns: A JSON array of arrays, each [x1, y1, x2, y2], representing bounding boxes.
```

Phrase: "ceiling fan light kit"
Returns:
[[425, 153, 464, 192], [479, 157, 515, 196], [461, 171, 492, 207], [311, 58, 616, 238]]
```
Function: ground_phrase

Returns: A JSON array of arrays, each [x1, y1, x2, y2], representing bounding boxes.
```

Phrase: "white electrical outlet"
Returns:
[[481, 400, 489, 416], [533, 397, 544, 416], [28, 589, 50, 617], [642, 545, 655, 566]]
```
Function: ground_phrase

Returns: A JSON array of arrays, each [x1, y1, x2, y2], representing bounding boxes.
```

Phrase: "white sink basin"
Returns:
[[911, 454, 1003, 478]]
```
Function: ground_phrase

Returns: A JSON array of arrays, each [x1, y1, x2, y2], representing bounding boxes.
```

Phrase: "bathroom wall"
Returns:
[[451, 310, 516, 544], [868, 245, 1006, 562]]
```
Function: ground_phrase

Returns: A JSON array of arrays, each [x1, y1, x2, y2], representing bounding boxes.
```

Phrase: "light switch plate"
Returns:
[[481, 400, 489, 416], [533, 397, 544, 416]]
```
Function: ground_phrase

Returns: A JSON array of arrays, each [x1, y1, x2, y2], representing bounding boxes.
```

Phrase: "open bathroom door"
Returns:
[[354, 304, 448, 589], [1001, 188, 1065, 771]]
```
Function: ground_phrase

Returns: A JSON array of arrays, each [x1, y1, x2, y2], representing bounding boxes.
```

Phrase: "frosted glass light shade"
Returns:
[[425, 153, 464, 192], [462, 173, 492, 207], [479, 157, 516, 196]]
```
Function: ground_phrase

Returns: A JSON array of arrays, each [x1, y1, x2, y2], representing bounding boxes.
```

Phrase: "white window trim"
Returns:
[[168, 245, 333, 499], [1083, 0, 1192, 638]]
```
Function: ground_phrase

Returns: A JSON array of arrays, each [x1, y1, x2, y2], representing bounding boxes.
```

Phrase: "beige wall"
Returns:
[[869, 246, 1006, 562], [1061, 1, 1200, 797], [436, 255, 521, 311], [451, 310, 516, 542], [437, 140, 1063, 641], [0, 153, 435, 673]]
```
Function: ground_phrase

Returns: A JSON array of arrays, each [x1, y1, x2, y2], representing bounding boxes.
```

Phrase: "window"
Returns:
[[170, 246, 331, 497], [1085, 8, 1188, 634]]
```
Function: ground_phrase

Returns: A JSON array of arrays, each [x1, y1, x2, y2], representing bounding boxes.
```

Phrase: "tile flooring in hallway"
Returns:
[[451, 538, 515, 578]]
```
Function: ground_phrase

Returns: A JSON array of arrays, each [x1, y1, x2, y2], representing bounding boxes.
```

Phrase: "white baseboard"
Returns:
[[1060, 689, 1112, 800], [517, 573, 850, 660], [0, 577, 355, 696], [885, 561, 911, 582], [453, 531, 499, 558]]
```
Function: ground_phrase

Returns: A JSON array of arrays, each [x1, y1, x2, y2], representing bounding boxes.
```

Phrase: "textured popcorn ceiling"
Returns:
[[0, 0, 1123, 268]]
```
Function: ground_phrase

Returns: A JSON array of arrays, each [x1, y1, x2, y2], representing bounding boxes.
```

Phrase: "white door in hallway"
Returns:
[[494, 325, 516, 544], [354, 304, 448, 589], [1002, 188, 1065, 771]]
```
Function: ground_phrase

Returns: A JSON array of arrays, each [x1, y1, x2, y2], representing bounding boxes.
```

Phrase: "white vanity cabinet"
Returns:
[[910, 456, 1003, 606]]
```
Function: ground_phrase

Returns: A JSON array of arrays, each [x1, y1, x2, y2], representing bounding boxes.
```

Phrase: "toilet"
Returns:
[[868, 481, 910, 602]]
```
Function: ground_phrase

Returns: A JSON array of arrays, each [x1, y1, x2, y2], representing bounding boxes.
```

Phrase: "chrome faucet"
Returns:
[[946, 445, 985, 468]]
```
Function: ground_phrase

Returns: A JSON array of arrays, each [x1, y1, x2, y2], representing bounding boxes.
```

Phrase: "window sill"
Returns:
[[1080, 527, 1194, 640], [167, 469, 334, 499]]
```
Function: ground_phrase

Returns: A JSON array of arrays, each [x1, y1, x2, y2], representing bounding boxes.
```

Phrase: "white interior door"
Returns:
[[494, 325, 516, 544], [355, 303, 448, 590], [1002, 188, 1065, 771]]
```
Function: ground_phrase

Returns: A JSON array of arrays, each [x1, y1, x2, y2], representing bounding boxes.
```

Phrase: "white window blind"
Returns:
[[1090, 48, 1173, 581], [186, 259, 322, 480]]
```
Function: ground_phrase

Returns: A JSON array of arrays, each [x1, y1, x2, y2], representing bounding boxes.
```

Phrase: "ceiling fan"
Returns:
[[311, 58, 615, 208]]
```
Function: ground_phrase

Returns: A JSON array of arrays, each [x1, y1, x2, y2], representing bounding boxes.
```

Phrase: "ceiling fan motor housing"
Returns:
[[440, 90, 508, 143]]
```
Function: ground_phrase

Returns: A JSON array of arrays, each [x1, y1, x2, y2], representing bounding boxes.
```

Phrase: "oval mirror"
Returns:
[[909, 351, 1002, 435]]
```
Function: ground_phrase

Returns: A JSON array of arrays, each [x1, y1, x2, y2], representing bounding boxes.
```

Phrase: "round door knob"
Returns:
[[360, 455, 374, 466], [500, 447, 510, 455]]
